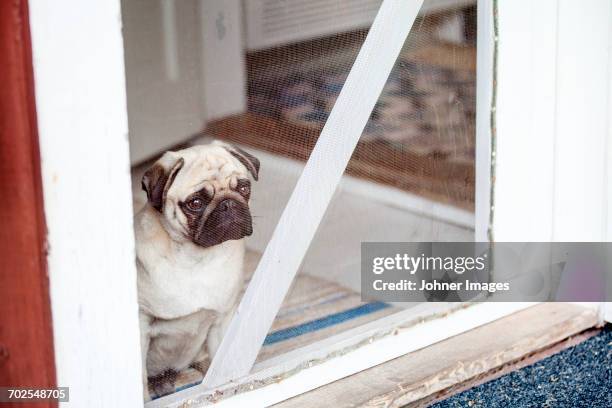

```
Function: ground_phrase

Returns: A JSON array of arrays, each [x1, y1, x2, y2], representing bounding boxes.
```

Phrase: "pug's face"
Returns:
[[142, 141, 259, 248]]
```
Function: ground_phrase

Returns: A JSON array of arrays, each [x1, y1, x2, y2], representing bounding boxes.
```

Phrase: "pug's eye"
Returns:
[[186, 198, 204, 211], [238, 185, 250, 196]]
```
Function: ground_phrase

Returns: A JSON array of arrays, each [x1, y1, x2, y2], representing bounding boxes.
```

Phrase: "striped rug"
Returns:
[[150, 252, 397, 399]]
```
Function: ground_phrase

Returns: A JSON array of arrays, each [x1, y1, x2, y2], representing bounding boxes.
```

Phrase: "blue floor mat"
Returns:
[[432, 325, 612, 408]]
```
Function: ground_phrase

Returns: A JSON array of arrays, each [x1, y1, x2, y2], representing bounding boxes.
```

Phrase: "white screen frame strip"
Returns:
[[203, 0, 424, 388]]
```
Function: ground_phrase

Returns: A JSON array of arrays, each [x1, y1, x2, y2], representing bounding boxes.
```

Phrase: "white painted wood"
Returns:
[[275, 303, 599, 408], [494, 0, 612, 242], [200, 0, 247, 121], [493, 0, 559, 241], [552, 0, 611, 241], [122, 0, 206, 163], [608, 0, 612, 243], [474, 0, 493, 242], [604, 303, 612, 323], [250, 304, 458, 374], [203, 0, 424, 388], [605, 8, 612, 321], [28, 0, 144, 406], [148, 303, 536, 407]]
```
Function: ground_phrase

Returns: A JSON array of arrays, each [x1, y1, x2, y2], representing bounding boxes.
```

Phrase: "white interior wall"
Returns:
[[122, 0, 206, 163], [123, 0, 246, 164], [200, 0, 247, 121]]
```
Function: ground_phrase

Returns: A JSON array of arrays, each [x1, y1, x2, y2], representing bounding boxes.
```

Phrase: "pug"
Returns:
[[134, 141, 259, 399]]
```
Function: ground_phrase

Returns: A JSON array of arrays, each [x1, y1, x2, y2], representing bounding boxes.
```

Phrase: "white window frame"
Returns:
[[28, 0, 610, 407], [29, 0, 144, 406], [491, 0, 612, 322]]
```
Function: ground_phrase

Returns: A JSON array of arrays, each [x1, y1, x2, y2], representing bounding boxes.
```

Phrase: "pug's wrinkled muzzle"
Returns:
[[195, 199, 253, 247]]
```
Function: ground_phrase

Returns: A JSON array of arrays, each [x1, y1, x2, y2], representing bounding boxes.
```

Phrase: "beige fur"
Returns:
[[135, 142, 256, 400]]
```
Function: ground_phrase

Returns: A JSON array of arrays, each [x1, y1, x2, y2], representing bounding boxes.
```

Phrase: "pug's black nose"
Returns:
[[218, 199, 236, 212]]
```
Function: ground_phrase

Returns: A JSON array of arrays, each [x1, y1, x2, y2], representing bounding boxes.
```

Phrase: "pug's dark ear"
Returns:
[[217, 142, 260, 181], [141, 155, 184, 212]]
